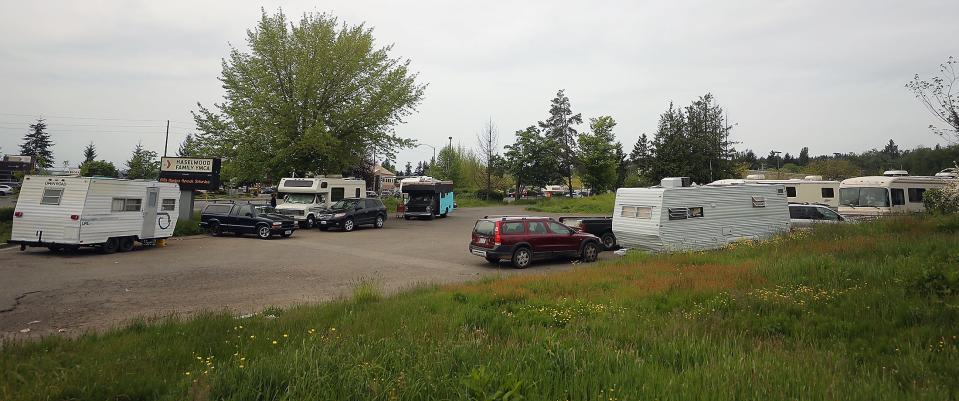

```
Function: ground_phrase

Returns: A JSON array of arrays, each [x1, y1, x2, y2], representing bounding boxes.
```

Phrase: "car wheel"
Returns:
[[343, 218, 355, 232], [581, 241, 599, 263], [485, 256, 499, 264], [374, 215, 384, 228], [100, 237, 119, 254], [119, 237, 135, 252], [511, 247, 532, 269], [256, 225, 272, 239], [600, 232, 617, 250], [210, 223, 222, 237], [306, 215, 316, 229]]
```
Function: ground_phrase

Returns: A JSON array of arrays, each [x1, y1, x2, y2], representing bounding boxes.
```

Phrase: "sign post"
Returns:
[[159, 157, 221, 221]]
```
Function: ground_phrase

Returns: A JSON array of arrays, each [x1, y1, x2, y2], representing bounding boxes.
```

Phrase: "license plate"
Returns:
[[477, 238, 487, 244], [320, 221, 327, 225], [284, 230, 292, 235], [471, 249, 487, 257]]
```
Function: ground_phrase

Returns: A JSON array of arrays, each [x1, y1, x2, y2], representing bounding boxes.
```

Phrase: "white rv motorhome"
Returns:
[[612, 178, 791, 252], [10, 176, 180, 252], [275, 176, 366, 228], [711, 175, 840, 208], [838, 174, 956, 216]]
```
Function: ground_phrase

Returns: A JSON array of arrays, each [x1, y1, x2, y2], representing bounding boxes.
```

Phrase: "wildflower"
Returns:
[[283, 333, 289, 338], [272, 340, 278, 345], [250, 335, 255, 339], [239, 365, 244, 368], [185, 371, 191, 376]]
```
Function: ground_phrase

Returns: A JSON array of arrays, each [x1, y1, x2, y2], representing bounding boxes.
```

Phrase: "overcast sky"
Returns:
[[1, 0, 957, 170]]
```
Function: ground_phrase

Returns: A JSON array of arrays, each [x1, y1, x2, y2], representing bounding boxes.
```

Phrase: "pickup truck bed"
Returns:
[[558, 216, 617, 250]]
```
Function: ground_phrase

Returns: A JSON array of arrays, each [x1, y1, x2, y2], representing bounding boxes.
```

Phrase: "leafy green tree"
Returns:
[[125, 142, 159, 179], [20, 119, 54, 170], [177, 134, 203, 157], [476, 120, 500, 199], [504, 126, 559, 198], [577, 116, 620, 193], [193, 9, 426, 183], [430, 145, 462, 183], [538, 90, 582, 195], [82, 142, 97, 163], [380, 160, 395, 174], [80, 160, 119, 178]]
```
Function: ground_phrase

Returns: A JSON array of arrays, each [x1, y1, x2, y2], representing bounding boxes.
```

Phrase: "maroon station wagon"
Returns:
[[469, 216, 602, 268]]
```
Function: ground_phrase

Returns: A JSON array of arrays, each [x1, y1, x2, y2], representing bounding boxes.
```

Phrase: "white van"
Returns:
[[275, 176, 365, 228], [711, 175, 840, 208], [839, 175, 955, 216], [10, 176, 180, 252], [613, 178, 790, 252]]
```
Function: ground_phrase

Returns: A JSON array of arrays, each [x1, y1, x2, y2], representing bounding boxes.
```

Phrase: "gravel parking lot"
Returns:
[[0, 205, 609, 338]]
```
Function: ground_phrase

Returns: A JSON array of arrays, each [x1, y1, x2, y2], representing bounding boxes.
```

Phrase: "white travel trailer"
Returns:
[[275, 176, 366, 228], [10, 176, 180, 252], [838, 175, 956, 216], [711, 175, 840, 208], [613, 178, 791, 252]]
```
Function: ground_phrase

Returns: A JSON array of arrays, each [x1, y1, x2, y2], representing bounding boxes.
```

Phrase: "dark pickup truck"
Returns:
[[557, 216, 617, 250], [200, 203, 296, 239]]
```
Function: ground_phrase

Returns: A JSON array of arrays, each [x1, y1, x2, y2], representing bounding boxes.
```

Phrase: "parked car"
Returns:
[[366, 191, 379, 198], [316, 198, 387, 232], [558, 216, 617, 250], [789, 203, 847, 229], [469, 216, 602, 268], [0, 184, 15, 196], [260, 186, 275, 194], [200, 203, 296, 239]]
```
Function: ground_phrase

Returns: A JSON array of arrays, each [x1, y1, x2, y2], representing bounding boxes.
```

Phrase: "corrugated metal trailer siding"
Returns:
[[612, 188, 666, 251], [659, 184, 789, 251], [155, 184, 180, 238], [80, 179, 151, 243], [11, 176, 89, 244]]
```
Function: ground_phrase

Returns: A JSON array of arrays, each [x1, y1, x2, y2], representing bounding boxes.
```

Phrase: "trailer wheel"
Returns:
[[119, 237, 135, 252], [101, 238, 119, 254], [256, 225, 272, 239]]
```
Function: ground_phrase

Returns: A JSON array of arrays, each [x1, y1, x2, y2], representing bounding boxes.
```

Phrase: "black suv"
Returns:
[[316, 198, 387, 232], [200, 203, 296, 239]]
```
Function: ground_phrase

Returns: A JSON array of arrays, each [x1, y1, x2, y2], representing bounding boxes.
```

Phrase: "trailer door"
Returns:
[[142, 187, 159, 239]]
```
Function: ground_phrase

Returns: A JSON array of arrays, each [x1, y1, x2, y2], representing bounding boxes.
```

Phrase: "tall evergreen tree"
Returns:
[[20, 119, 54, 170], [629, 134, 651, 176], [177, 133, 203, 157], [404, 161, 413, 176], [538, 90, 582, 195], [125, 142, 160, 179], [646, 94, 736, 184], [414, 161, 424, 176], [883, 139, 900, 158], [798, 147, 810, 166], [82, 142, 97, 163]]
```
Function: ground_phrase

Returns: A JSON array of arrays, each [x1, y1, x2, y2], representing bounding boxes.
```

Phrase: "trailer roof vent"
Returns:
[[883, 170, 909, 177], [803, 175, 824, 181], [661, 177, 691, 188], [745, 174, 765, 180]]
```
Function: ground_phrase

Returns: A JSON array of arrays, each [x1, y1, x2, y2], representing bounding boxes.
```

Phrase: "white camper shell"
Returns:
[[710, 176, 840, 208], [275, 177, 366, 228], [838, 175, 956, 216], [613, 179, 790, 252], [10, 176, 180, 252]]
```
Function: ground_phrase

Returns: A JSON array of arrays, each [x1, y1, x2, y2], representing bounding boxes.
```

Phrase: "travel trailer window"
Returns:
[[502, 222, 525, 234], [112, 198, 142, 212], [785, 187, 797, 197], [668, 208, 688, 220], [331, 187, 345, 202], [355, 188, 361, 198], [821, 188, 835, 198], [891, 189, 905, 206], [907, 188, 926, 203], [688, 207, 704, 218], [148, 192, 158, 208], [161, 199, 176, 211], [839, 187, 889, 207], [621, 206, 637, 218], [284, 180, 314, 188], [621, 205, 652, 219], [40, 188, 64, 205], [285, 193, 315, 204]]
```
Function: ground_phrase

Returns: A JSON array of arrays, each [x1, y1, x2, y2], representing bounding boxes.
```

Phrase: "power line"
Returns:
[[0, 112, 192, 125], [0, 122, 169, 129]]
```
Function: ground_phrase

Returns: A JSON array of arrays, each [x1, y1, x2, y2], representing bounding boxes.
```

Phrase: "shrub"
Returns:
[[923, 182, 959, 214], [0, 207, 13, 222], [173, 218, 204, 236]]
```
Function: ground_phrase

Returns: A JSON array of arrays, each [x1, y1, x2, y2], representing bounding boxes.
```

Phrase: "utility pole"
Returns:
[[447, 136, 453, 177], [163, 120, 170, 156]]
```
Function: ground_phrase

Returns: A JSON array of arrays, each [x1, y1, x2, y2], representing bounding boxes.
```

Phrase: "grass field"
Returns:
[[521, 193, 615, 215], [2, 216, 958, 400]]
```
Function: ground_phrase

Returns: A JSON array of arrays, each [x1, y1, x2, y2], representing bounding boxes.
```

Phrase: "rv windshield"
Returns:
[[285, 193, 316, 204], [408, 193, 433, 204], [840, 187, 889, 207]]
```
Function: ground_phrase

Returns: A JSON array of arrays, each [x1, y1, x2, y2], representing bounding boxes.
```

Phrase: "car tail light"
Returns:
[[70, 214, 80, 220], [494, 221, 502, 246], [14, 211, 23, 217]]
